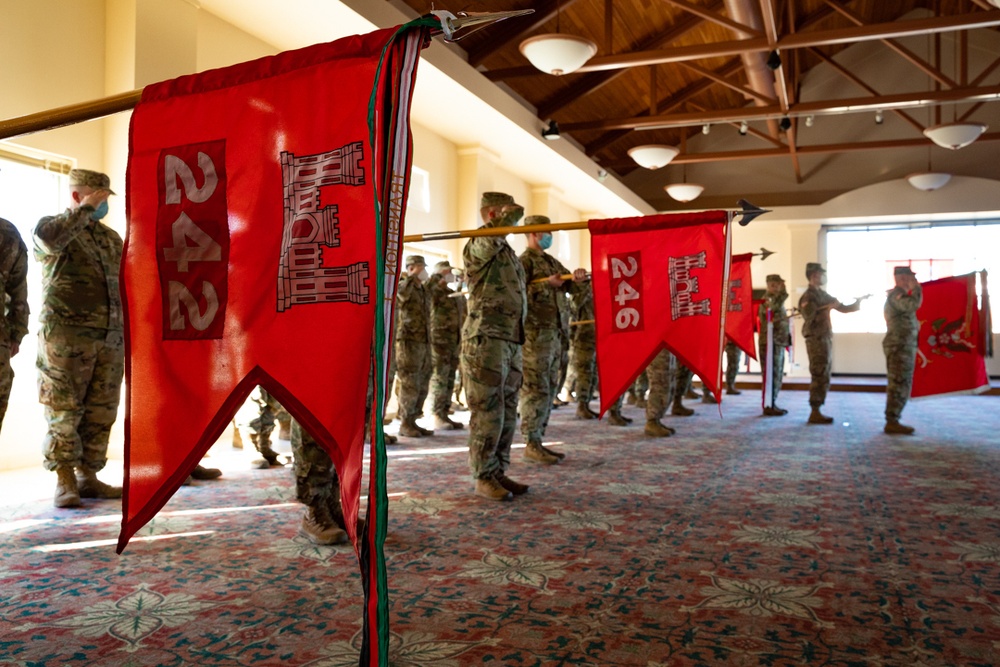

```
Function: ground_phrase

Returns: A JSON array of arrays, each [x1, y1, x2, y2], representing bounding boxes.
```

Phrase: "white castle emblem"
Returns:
[[669, 251, 711, 320]]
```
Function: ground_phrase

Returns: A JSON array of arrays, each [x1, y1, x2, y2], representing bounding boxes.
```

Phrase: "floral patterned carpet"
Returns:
[[1, 388, 999, 666]]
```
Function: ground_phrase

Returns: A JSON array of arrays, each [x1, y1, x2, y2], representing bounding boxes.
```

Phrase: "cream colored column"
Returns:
[[578, 211, 602, 271], [455, 146, 498, 261]]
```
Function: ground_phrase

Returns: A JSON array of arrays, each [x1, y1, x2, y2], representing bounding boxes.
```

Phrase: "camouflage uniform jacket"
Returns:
[[34, 207, 123, 331], [426, 273, 461, 347], [519, 247, 573, 335], [883, 284, 923, 347], [569, 281, 595, 344], [462, 229, 526, 344], [0, 218, 29, 346], [798, 285, 838, 339], [395, 273, 430, 343], [758, 291, 790, 346]]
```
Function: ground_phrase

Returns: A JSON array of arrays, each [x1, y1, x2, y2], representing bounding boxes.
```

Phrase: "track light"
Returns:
[[766, 50, 782, 71], [541, 119, 561, 140], [702, 123, 711, 135], [805, 115, 814, 128], [738, 120, 748, 136], [779, 116, 791, 131], [875, 109, 884, 125]]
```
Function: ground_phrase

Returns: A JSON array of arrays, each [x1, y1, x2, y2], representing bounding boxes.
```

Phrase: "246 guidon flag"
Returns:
[[725, 252, 757, 360], [911, 271, 991, 398], [122, 20, 433, 666], [590, 211, 732, 415]]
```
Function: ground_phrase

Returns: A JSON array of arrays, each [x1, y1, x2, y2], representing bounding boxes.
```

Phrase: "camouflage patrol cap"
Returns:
[[893, 265, 915, 276], [69, 169, 116, 195], [405, 254, 426, 267], [481, 192, 515, 208], [766, 274, 784, 283], [434, 260, 453, 271], [805, 262, 826, 277], [523, 215, 551, 227]]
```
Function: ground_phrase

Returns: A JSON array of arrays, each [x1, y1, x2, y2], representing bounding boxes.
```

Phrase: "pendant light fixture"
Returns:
[[519, 1, 597, 76]]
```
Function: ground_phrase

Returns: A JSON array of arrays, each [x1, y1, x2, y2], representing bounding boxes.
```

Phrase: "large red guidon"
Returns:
[[725, 252, 757, 360], [590, 211, 732, 415], [123, 21, 432, 666]]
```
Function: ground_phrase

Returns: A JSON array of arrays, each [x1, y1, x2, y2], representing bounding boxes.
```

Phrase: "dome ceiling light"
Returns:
[[923, 122, 988, 150], [627, 144, 679, 170], [520, 34, 597, 76]]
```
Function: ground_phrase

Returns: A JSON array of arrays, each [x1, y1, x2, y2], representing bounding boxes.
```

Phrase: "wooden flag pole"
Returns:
[[403, 220, 589, 244]]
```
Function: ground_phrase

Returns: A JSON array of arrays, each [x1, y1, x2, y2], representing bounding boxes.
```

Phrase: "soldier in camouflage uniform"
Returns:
[[644, 349, 677, 437], [799, 262, 863, 424], [461, 192, 530, 501], [427, 260, 464, 430], [247, 387, 291, 467], [34, 169, 124, 508], [627, 370, 649, 407], [0, 216, 29, 434], [519, 217, 588, 463], [395, 255, 434, 438], [883, 266, 923, 435], [671, 364, 696, 416], [758, 274, 791, 416], [290, 420, 352, 545], [701, 342, 742, 403]]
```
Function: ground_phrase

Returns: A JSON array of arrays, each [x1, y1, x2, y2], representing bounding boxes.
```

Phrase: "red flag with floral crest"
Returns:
[[725, 252, 757, 360]]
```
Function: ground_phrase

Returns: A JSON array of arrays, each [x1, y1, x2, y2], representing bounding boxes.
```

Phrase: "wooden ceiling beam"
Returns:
[[465, 0, 582, 68], [485, 10, 1000, 79], [689, 101, 783, 146], [660, 0, 762, 37], [560, 84, 1000, 132], [535, 3, 722, 119], [677, 61, 775, 103], [821, 0, 957, 88], [808, 48, 926, 132]]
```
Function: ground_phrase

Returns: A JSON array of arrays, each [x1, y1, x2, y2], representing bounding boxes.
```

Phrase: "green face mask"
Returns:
[[497, 206, 524, 227]]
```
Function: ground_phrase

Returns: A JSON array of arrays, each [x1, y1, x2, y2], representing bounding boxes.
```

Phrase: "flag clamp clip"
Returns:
[[430, 10, 535, 42]]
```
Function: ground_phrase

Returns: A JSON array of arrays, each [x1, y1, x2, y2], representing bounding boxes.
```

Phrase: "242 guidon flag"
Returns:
[[122, 21, 432, 666], [911, 272, 991, 398], [590, 211, 732, 415], [725, 252, 757, 360]]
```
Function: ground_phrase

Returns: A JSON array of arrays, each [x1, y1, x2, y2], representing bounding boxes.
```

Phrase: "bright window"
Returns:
[[825, 222, 1000, 333]]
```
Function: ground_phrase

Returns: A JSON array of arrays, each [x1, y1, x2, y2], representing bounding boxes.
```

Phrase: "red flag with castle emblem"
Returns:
[[911, 272, 990, 398], [122, 21, 433, 665], [590, 211, 731, 415], [725, 252, 757, 360]]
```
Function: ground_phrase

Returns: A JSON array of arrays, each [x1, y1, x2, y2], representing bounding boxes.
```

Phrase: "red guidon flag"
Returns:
[[590, 211, 732, 414], [725, 252, 757, 360], [123, 21, 432, 665], [912, 272, 991, 398]]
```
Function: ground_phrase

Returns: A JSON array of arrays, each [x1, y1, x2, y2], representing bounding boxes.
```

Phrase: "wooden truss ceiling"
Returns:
[[400, 0, 1000, 208]]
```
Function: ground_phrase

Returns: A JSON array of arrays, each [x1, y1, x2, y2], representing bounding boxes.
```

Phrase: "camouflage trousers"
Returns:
[[519, 328, 562, 442], [37, 324, 124, 472], [430, 340, 460, 418], [645, 349, 676, 421], [0, 344, 12, 433], [725, 341, 741, 386], [395, 339, 431, 422], [570, 332, 596, 403], [630, 370, 649, 402], [554, 330, 570, 401], [461, 335, 522, 480], [290, 420, 341, 511], [759, 339, 786, 407], [249, 388, 290, 453], [805, 335, 832, 407], [675, 363, 694, 398], [883, 342, 916, 423]]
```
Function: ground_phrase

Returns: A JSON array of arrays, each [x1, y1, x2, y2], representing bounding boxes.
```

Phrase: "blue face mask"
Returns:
[[90, 200, 109, 221], [538, 233, 553, 250]]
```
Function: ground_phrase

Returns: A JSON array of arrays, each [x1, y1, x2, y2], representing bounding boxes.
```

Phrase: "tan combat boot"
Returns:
[[497, 474, 529, 496], [808, 407, 834, 424], [701, 390, 716, 404], [644, 419, 675, 437], [76, 469, 122, 499], [299, 502, 348, 545], [541, 443, 565, 460], [726, 382, 742, 395], [398, 419, 426, 438], [475, 476, 513, 501], [884, 421, 915, 435], [607, 407, 631, 426], [434, 413, 464, 430], [55, 466, 82, 508], [523, 440, 559, 465], [191, 464, 223, 479], [575, 403, 597, 420], [671, 398, 694, 417]]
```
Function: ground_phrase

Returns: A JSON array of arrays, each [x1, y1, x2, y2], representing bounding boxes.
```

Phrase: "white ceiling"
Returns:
[[195, 0, 652, 218]]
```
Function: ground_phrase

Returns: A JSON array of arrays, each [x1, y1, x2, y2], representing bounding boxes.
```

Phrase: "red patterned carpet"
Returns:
[[1, 389, 999, 666]]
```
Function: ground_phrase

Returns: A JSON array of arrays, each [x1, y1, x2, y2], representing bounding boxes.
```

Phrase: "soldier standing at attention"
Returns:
[[395, 255, 434, 438], [883, 266, 923, 435], [758, 274, 790, 416], [427, 260, 464, 430], [461, 192, 529, 501], [671, 364, 696, 416], [519, 218, 588, 462], [798, 262, 863, 425], [644, 349, 677, 437], [35, 169, 124, 508], [0, 213, 29, 434]]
